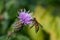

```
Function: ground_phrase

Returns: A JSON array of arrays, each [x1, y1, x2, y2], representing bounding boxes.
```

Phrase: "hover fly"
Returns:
[[30, 18, 43, 32]]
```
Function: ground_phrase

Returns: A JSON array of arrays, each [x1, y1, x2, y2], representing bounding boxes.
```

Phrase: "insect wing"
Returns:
[[35, 22, 39, 33], [35, 23, 43, 32]]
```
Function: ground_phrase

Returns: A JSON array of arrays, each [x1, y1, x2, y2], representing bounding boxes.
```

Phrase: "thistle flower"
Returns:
[[18, 9, 33, 25]]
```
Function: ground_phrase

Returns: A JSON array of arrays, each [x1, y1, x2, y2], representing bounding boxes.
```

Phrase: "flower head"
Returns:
[[18, 9, 33, 25]]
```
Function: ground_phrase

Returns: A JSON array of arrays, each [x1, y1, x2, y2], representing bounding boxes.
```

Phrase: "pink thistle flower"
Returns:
[[18, 9, 33, 25]]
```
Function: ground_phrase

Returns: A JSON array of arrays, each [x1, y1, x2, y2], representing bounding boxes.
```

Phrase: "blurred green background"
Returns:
[[0, 0, 60, 40]]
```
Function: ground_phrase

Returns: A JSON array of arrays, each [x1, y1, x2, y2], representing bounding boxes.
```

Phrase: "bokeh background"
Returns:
[[0, 0, 60, 40]]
